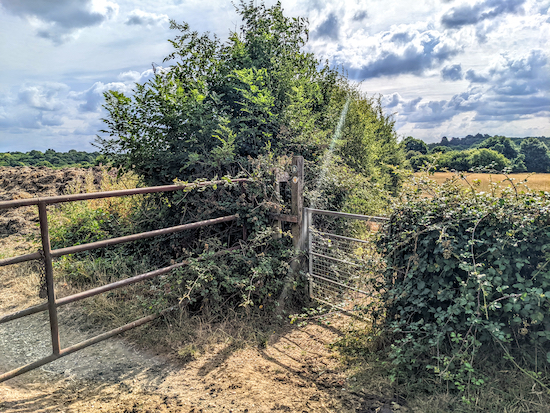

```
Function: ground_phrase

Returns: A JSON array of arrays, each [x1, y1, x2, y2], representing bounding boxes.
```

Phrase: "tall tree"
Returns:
[[97, 1, 402, 194], [520, 138, 550, 173], [475, 136, 518, 160]]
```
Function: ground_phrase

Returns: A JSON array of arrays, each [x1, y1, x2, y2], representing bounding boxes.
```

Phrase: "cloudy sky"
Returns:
[[0, 0, 548, 152]]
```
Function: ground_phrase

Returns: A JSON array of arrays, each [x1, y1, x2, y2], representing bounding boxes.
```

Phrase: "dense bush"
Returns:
[[48, 159, 302, 315], [97, 2, 403, 194], [375, 174, 550, 394]]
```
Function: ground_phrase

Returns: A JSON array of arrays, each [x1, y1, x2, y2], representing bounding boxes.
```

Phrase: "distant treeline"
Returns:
[[431, 133, 550, 151], [0, 149, 102, 168], [404, 134, 550, 173]]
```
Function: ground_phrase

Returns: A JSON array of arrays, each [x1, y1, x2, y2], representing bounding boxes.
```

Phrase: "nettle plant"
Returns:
[[377, 171, 550, 397]]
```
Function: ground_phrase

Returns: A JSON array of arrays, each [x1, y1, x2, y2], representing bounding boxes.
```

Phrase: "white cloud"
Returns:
[[69, 81, 132, 112], [125, 9, 169, 27], [117, 68, 157, 83], [17, 83, 69, 111], [0, 0, 548, 150], [385, 48, 550, 140], [330, 23, 464, 79], [0, 68, 157, 151]]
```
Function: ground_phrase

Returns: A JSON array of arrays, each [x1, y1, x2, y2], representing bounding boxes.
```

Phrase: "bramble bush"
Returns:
[[376, 171, 550, 397], [49, 158, 301, 316]]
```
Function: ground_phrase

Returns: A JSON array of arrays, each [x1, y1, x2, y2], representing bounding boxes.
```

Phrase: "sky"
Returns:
[[0, 0, 549, 152]]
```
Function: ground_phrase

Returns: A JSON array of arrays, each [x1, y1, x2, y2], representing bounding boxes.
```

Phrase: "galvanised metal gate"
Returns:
[[303, 208, 388, 310]]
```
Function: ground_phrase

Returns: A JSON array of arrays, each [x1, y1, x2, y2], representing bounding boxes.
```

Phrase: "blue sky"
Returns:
[[0, 0, 548, 152]]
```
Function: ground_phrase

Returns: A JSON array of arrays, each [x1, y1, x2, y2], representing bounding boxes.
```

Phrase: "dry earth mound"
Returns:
[[0, 166, 102, 236]]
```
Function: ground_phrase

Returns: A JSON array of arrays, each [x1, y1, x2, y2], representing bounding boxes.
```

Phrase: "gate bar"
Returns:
[[310, 251, 362, 267], [0, 215, 237, 267], [50, 215, 238, 258], [309, 273, 370, 296], [0, 246, 239, 325], [0, 179, 250, 210], [313, 230, 371, 244]]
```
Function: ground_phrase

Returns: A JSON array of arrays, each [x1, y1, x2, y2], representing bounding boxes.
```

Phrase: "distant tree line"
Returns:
[[403, 134, 550, 173], [0, 149, 102, 168]]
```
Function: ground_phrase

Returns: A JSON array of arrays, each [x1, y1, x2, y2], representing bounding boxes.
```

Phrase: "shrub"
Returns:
[[375, 173, 550, 393], [520, 137, 550, 173]]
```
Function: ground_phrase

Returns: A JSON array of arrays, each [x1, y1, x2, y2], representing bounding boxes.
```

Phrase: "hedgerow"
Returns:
[[376, 172, 550, 399]]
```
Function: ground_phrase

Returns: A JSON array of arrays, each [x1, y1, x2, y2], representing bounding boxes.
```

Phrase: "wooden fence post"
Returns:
[[290, 156, 304, 249], [277, 156, 305, 314]]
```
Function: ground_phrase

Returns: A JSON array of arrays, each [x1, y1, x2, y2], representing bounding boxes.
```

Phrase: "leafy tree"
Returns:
[[408, 153, 432, 171], [437, 149, 508, 172], [467, 148, 509, 170], [430, 145, 450, 154], [402, 136, 428, 156], [520, 138, 550, 173], [438, 150, 471, 171], [475, 136, 518, 160], [98, 3, 342, 184], [510, 153, 527, 173], [97, 1, 402, 194]]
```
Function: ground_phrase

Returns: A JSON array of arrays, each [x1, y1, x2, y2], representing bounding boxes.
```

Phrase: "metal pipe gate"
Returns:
[[0, 178, 249, 383]]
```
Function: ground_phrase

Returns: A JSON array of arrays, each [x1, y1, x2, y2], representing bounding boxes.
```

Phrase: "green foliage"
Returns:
[[402, 136, 428, 155], [0, 149, 100, 168], [375, 173, 550, 394], [474, 135, 518, 160], [520, 137, 550, 173], [97, 1, 402, 200], [467, 148, 510, 170], [419, 134, 550, 173], [430, 145, 450, 154], [408, 148, 510, 172]]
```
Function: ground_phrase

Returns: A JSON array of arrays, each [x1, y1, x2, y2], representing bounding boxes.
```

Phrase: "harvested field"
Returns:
[[417, 172, 550, 193]]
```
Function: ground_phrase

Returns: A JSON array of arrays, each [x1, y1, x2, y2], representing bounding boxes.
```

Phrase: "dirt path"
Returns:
[[0, 309, 392, 413]]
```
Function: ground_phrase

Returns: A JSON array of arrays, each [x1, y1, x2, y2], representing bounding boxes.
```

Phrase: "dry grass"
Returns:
[[0, 235, 44, 315], [417, 172, 550, 193]]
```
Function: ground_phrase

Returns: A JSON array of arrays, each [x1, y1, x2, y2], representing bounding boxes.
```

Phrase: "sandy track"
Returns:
[[0, 309, 392, 413]]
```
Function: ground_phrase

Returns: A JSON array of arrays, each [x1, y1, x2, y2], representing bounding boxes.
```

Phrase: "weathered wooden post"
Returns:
[[276, 156, 305, 314], [290, 156, 304, 249]]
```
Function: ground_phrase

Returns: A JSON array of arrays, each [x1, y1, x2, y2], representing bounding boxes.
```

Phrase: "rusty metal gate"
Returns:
[[0, 178, 249, 383], [303, 208, 388, 310]]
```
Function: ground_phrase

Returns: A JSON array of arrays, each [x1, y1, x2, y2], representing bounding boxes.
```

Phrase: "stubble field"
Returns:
[[419, 172, 550, 193]]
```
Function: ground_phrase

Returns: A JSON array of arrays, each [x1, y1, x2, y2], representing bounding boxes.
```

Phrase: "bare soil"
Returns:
[[0, 166, 102, 236], [0, 167, 402, 413], [0, 307, 400, 413]]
